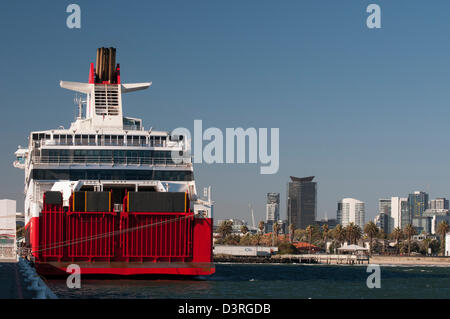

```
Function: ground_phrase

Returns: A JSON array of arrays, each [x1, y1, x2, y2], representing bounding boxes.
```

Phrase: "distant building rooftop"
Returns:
[[290, 176, 315, 182], [293, 242, 321, 252]]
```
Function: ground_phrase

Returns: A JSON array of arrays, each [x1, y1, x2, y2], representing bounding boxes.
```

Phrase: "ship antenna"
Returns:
[[74, 94, 85, 120]]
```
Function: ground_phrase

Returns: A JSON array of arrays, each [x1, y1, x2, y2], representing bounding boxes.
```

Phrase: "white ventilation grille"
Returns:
[[94, 85, 119, 116]]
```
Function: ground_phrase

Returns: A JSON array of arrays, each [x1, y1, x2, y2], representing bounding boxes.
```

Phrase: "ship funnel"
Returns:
[[95, 47, 118, 84], [60, 47, 152, 130]]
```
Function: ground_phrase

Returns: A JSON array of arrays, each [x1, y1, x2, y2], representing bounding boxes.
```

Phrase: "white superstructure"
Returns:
[[14, 48, 212, 230]]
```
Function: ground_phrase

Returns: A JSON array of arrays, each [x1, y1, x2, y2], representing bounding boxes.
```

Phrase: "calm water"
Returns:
[[46, 263, 450, 299]]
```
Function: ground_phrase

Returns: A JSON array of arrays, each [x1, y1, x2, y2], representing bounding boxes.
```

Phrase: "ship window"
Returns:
[[139, 136, 147, 146], [58, 135, 73, 145], [32, 134, 39, 141], [73, 150, 85, 163], [118, 135, 124, 145], [151, 136, 167, 147], [169, 135, 183, 142], [128, 150, 138, 164], [74, 135, 82, 145], [104, 135, 111, 146], [114, 150, 126, 164], [88, 135, 96, 145], [36, 149, 179, 165], [60, 149, 70, 163], [86, 150, 96, 163], [111, 135, 118, 146], [31, 169, 193, 181]]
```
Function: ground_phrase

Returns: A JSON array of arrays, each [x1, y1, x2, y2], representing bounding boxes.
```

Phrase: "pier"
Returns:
[[214, 254, 370, 265], [271, 254, 370, 265]]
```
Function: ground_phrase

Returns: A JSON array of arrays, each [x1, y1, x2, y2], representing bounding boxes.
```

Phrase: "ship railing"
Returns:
[[32, 155, 192, 167], [40, 139, 168, 147]]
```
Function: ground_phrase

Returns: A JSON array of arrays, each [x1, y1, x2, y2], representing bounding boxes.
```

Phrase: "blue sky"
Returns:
[[1, 1, 450, 224]]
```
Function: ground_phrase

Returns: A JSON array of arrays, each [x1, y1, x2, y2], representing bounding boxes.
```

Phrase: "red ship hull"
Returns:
[[25, 202, 215, 276]]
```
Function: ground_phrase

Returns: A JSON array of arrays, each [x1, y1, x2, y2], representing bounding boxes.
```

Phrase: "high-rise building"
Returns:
[[429, 198, 449, 210], [266, 193, 280, 221], [408, 191, 429, 233], [336, 202, 343, 225], [378, 199, 391, 215], [374, 212, 390, 233], [338, 198, 365, 228], [391, 197, 409, 230], [408, 191, 429, 217], [266, 193, 280, 233], [287, 176, 317, 229], [378, 198, 392, 233]]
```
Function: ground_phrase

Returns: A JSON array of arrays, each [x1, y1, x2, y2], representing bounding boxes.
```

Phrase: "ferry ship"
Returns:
[[13, 47, 214, 276]]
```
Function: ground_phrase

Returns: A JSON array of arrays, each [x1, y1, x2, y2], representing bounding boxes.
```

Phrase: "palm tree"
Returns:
[[404, 224, 417, 256], [345, 224, 353, 244], [306, 225, 313, 254], [364, 221, 379, 255], [437, 221, 449, 256], [345, 223, 362, 245], [258, 221, 265, 234], [240, 225, 249, 236], [334, 224, 346, 247], [392, 227, 403, 254], [354, 224, 363, 244], [421, 237, 432, 255], [272, 223, 280, 246], [321, 224, 329, 253], [288, 224, 296, 243], [217, 220, 233, 239]]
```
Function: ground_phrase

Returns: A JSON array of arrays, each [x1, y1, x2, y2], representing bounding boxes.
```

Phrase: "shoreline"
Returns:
[[213, 255, 450, 267], [370, 256, 450, 266]]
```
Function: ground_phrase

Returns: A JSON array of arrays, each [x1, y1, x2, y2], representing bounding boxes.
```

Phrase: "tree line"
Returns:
[[215, 219, 450, 256]]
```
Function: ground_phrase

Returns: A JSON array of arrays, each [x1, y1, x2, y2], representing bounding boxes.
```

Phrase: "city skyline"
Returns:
[[216, 186, 450, 231]]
